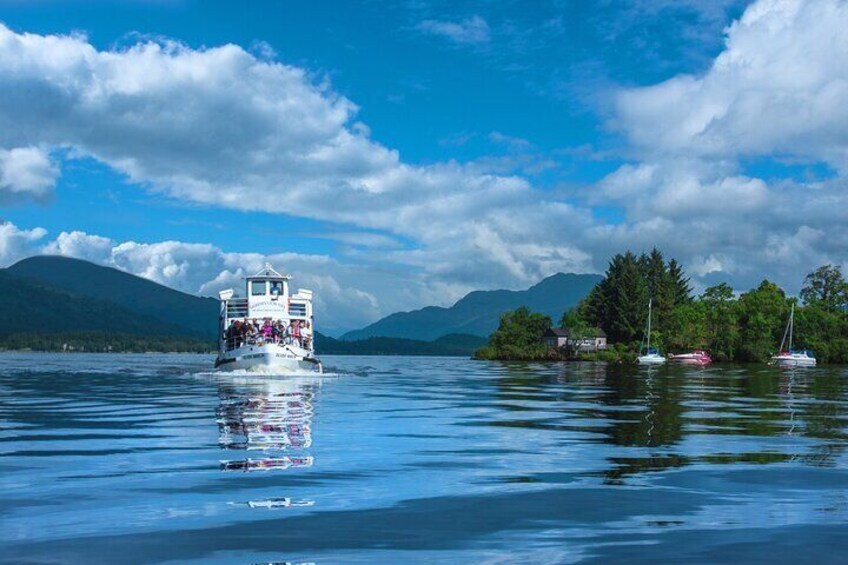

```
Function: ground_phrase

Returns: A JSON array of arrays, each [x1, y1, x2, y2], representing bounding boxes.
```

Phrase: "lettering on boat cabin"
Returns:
[[247, 300, 287, 316]]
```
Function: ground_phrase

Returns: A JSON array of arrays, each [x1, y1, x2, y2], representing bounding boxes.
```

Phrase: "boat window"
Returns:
[[251, 281, 267, 296], [270, 281, 283, 296]]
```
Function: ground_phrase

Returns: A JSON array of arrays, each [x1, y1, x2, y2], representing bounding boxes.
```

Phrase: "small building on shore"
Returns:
[[543, 327, 608, 352]]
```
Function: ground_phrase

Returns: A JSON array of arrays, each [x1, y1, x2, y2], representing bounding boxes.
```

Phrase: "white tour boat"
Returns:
[[638, 298, 666, 365], [215, 264, 322, 373], [771, 303, 816, 368]]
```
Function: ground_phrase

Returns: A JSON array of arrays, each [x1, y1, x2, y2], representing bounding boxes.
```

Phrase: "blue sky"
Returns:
[[0, 0, 846, 333]]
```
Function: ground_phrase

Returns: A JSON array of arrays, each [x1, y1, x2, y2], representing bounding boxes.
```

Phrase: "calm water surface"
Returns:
[[2, 353, 848, 564]]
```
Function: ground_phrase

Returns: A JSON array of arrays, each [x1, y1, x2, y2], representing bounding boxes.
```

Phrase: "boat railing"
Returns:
[[222, 333, 312, 352]]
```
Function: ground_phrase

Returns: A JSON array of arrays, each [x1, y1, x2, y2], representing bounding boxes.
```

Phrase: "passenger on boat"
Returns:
[[292, 320, 302, 347], [262, 319, 273, 339], [271, 320, 283, 343], [244, 319, 258, 344], [301, 320, 312, 350], [225, 320, 239, 349]]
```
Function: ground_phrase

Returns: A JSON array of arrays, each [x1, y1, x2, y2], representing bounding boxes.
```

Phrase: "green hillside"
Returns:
[[8, 256, 219, 338], [316, 332, 486, 356], [341, 272, 602, 341], [0, 256, 486, 356], [0, 269, 196, 336]]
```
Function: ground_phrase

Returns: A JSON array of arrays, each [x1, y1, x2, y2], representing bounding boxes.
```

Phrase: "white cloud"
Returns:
[[0, 221, 47, 265], [0, 220, 434, 333], [615, 0, 848, 170], [0, 23, 575, 291], [0, 147, 58, 203], [42, 230, 114, 264], [596, 160, 769, 219], [418, 16, 491, 44], [1, 2, 847, 319], [592, 0, 848, 292]]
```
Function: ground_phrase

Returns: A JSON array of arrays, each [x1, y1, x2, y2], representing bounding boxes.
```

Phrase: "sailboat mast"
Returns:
[[646, 298, 652, 351], [788, 302, 795, 352]]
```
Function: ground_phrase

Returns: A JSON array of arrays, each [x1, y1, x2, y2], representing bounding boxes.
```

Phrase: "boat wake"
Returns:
[[190, 366, 340, 381]]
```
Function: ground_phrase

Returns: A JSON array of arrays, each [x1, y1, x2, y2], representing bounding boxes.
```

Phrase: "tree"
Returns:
[[735, 280, 787, 362], [800, 265, 848, 312], [475, 307, 552, 360], [665, 301, 706, 352], [588, 252, 648, 344], [560, 308, 592, 355], [667, 259, 693, 305], [700, 283, 738, 361]]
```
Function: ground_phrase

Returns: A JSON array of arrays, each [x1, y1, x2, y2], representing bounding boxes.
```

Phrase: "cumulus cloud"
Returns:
[[0, 147, 58, 203], [0, 220, 428, 332], [615, 0, 848, 170], [0, 221, 47, 265], [1, 2, 847, 317], [594, 0, 848, 290], [418, 15, 491, 44], [0, 22, 573, 290]]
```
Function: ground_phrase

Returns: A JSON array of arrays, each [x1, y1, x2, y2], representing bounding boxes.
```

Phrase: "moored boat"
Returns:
[[215, 264, 322, 374], [771, 350, 816, 367], [668, 350, 712, 366], [637, 299, 666, 365], [771, 303, 816, 368]]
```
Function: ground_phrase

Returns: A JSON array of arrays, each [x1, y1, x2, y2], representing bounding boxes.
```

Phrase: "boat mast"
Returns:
[[646, 298, 652, 352], [788, 302, 795, 352]]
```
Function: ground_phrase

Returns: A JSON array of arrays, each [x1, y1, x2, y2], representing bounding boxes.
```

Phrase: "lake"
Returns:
[[2, 353, 847, 564]]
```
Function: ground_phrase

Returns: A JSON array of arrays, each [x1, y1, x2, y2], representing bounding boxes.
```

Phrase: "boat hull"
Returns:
[[637, 354, 666, 365], [215, 343, 322, 374], [668, 353, 712, 366], [771, 355, 816, 368]]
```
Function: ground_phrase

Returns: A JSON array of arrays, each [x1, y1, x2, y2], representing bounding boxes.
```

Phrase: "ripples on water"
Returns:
[[1, 353, 847, 564]]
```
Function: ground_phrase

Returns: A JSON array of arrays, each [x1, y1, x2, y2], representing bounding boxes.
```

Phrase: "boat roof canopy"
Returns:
[[246, 263, 291, 281]]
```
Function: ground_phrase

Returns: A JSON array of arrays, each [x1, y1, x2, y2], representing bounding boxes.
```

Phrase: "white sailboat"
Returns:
[[637, 298, 666, 365], [771, 303, 816, 368]]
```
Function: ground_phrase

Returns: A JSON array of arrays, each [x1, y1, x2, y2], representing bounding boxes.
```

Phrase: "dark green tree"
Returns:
[[667, 258, 693, 305], [605, 252, 649, 344], [560, 308, 592, 354], [800, 265, 848, 312], [700, 283, 738, 361], [735, 280, 788, 362], [474, 306, 552, 360]]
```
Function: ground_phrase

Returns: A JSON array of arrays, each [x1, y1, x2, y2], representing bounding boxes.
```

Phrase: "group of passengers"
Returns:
[[224, 318, 312, 350]]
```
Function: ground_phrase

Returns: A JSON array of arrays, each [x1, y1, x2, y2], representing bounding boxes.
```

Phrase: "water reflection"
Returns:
[[215, 376, 320, 509], [493, 362, 848, 483], [217, 379, 315, 453]]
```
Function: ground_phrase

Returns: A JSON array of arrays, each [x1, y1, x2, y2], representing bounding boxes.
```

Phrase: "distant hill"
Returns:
[[0, 269, 192, 337], [0, 256, 486, 356], [8, 256, 218, 338], [316, 332, 487, 356], [341, 272, 602, 342]]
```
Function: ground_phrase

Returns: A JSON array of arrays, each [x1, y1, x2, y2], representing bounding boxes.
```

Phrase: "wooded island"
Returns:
[[475, 250, 848, 364]]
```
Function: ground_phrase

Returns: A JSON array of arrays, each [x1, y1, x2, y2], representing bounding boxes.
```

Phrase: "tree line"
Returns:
[[0, 331, 216, 353], [475, 249, 848, 363]]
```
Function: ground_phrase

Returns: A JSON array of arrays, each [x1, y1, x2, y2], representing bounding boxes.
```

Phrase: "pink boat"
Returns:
[[668, 350, 712, 366]]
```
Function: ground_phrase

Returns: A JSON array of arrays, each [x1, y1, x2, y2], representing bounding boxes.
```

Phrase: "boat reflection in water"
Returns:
[[216, 376, 320, 508]]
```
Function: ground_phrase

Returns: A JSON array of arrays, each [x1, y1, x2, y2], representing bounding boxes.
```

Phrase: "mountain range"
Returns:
[[341, 272, 602, 341], [0, 256, 600, 356], [5, 256, 218, 338]]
